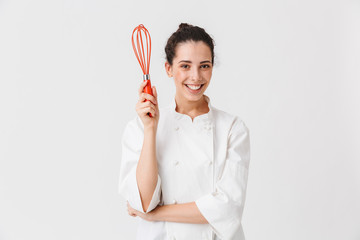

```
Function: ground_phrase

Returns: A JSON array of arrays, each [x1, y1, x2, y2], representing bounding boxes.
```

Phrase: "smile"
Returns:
[[185, 84, 204, 90]]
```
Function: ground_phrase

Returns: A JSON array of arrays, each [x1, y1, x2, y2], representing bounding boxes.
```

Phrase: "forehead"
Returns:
[[174, 41, 212, 61]]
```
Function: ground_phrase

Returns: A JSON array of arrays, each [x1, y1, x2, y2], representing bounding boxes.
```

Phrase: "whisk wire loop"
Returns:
[[132, 24, 151, 76]]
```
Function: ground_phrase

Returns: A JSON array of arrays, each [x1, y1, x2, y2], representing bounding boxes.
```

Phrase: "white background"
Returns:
[[1, 0, 359, 239]]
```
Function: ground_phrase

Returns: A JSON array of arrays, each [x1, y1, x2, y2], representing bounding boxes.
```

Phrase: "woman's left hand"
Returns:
[[127, 202, 158, 222]]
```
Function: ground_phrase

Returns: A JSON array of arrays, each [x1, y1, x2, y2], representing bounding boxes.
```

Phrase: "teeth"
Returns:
[[186, 84, 201, 90]]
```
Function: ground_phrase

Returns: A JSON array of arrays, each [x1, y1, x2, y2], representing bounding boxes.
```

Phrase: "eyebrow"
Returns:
[[178, 60, 212, 64]]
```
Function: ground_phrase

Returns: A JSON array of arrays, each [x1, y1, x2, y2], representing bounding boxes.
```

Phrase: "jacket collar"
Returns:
[[170, 95, 213, 122]]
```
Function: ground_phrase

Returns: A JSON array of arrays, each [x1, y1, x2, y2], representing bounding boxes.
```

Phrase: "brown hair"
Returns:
[[165, 23, 215, 65]]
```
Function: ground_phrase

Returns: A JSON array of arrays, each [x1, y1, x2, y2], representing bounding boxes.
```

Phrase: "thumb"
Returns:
[[152, 86, 157, 98]]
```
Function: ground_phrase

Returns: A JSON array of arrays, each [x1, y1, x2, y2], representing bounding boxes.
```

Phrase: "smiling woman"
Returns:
[[119, 23, 251, 240], [165, 40, 213, 114]]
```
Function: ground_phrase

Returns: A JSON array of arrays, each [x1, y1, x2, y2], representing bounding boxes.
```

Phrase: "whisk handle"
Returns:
[[143, 79, 153, 95], [143, 79, 154, 117]]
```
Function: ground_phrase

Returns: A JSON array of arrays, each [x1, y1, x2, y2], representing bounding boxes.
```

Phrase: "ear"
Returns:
[[165, 61, 173, 77]]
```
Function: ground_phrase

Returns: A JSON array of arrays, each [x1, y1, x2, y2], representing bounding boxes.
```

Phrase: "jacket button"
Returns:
[[174, 160, 179, 166], [209, 160, 213, 165], [174, 126, 179, 131]]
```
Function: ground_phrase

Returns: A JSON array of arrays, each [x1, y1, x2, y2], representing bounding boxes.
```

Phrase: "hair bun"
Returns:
[[165, 23, 215, 65], [178, 23, 192, 30]]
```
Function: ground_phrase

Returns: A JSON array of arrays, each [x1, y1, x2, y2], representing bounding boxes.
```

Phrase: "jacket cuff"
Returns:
[[195, 192, 245, 240], [126, 168, 162, 213]]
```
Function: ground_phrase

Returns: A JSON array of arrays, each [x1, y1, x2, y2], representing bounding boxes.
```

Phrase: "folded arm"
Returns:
[[127, 201, 208, 224]]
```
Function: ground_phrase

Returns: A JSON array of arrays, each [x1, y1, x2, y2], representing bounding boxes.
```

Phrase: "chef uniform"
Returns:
[[118, 95, 251, 240]]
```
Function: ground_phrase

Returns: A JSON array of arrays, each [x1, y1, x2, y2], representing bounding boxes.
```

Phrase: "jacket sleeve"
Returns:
[[195, 117, 250, 240], [118, 117, 162, 213]]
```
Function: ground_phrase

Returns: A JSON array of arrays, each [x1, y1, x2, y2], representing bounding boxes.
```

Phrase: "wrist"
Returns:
[[151, 205, 164, 222], [144, 126, 157, 134]]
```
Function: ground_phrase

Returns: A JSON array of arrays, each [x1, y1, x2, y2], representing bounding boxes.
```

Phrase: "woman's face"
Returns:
[[165, 41, 213, 103]]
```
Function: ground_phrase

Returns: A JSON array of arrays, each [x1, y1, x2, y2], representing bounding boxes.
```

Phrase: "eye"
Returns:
[[181, 64, 190, 69], [200, 64, 211, 69]]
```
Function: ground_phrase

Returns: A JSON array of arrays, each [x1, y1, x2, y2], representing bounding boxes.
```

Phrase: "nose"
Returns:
[[190, 68, 201, 81]]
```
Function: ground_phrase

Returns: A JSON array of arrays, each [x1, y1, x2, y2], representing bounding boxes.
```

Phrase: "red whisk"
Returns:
[[131, 24, 153, 117]]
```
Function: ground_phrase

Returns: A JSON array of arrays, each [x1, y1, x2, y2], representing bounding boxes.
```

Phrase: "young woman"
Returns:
[[119, 23, 251, 240]]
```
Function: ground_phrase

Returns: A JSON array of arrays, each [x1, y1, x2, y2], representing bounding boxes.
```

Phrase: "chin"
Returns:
[[184, 92, 205, 102]]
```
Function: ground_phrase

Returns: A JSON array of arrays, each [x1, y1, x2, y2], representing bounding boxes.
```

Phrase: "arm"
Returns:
[[136, 127, 158, 212], [135, 83, 160, 212], [118, 83, 161, 213], [128, 201, 208, 224]]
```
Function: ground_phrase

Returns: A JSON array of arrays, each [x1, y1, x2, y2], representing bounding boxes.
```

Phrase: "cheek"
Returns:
[[174, 71, 187, 84], [201, 71, 212, 82]]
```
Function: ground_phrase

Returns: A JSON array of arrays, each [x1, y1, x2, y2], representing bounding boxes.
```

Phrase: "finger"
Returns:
[[139, 93, 157, 105], [138, 101, 156, 113], [127, 205, 136, 215], [138, 81, 148, 96], [140, 106, 156, 117], [152, 86, 157, 98], [136, 99, 155, 110], [127, 202, 134, 211], [136, 104, 156, 118], [153, 88, 159, 110], [136, 100, 157, 116]]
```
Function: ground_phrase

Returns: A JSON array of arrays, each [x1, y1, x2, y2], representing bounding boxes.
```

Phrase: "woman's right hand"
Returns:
[[135, 80, 159, 131]]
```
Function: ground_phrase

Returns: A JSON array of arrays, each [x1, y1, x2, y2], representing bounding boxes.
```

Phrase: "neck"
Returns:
[[175, 94, 209, 117]]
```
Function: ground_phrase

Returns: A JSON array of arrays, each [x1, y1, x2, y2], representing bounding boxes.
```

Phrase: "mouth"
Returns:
[[184, 84, 205, 93]]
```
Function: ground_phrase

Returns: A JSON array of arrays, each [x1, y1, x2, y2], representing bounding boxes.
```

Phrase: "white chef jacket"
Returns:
[[118, 95, 251, 240]]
